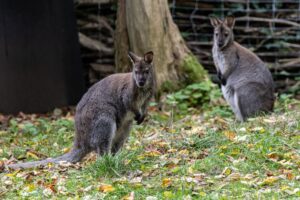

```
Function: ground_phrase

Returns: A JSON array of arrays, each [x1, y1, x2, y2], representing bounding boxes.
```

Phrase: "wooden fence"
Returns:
[[75, 0, 300, 95]]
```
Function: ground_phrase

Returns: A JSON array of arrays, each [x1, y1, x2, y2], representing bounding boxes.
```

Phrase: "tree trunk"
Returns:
[[114, 0, 209, 90]]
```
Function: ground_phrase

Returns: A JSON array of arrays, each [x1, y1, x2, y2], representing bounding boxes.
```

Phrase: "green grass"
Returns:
[[0, 97, 299, 199]]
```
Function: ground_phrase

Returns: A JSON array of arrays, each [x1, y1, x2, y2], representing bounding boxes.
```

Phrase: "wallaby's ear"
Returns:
[[224, 15, 235, 29], [209, 16, 222, 27], [144, 51, 153, 64], [128, 51, 140, 64]]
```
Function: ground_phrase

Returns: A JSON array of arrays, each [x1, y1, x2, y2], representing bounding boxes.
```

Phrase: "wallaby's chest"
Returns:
[[121, 111, 135, 123], [134, 90, 152, 111], [213, 46, 228, 74]]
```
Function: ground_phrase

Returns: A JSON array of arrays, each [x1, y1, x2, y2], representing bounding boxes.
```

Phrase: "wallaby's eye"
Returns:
[[215, 33, 218, 37], [144, 69, 149, 74], [224, 32, 229, 37]]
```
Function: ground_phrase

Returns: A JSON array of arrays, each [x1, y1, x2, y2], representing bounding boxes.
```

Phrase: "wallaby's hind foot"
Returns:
[[59, 147, 89, 163]]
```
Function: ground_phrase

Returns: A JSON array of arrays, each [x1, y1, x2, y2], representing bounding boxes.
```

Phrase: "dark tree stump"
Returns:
[[0, 0, 85, 114]]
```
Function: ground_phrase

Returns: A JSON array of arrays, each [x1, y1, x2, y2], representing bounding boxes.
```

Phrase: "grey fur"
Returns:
[[210, 16, 275, 121], [7, 51, 156, 169]]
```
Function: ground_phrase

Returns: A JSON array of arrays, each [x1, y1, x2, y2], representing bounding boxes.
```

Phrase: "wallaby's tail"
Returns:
[[7, 148, 87, 170]]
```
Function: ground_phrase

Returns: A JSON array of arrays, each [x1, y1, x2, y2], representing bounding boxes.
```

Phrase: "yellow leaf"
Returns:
[[62, 147, 70, 153], [281, 185, 289, 191], [6, 169, 20, 177], [199, 191, 206, 197], [163, 191, 173, 198], [231, 148, 240, 155], [188, 166, 194, 174], [252, 127, 265, 133], [99, 184, 115, 193], [121, 192, 134, 200], [162, 178, 172, 188], [140, 150, 161, 158], [267, 152, 280, 161], [47, 162, 54, 168], [124, 159, 131, 165], [137, 155, 145, 160], [167, 149, 177, 153], [262, 177, 278, 185], [26, 152, 39, 159], [178, 149, 189, 156], [226, 173, 241, 181], [222, 167, 232, 176], [26, 183, 36, 192], [169, 129, 177, 134], [156, 141, 168, 147], [220, 145, 227, 150], [224, 131, 236, 141]]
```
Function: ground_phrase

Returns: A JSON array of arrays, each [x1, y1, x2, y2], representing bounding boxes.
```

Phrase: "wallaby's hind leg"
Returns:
[[111, 122, 132, 154], [235, 84, 268, 121], [233, 92, 245, 122], [90, 118, 116, 156]]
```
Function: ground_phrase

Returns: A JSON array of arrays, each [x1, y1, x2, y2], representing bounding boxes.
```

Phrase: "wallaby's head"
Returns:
[[210, 15, 235, 50], [128, 51, 154, 88]]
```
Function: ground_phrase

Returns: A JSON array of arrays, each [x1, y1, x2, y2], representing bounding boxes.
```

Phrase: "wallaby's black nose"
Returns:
[[218, 42, 224, 47], [138, 81, 145, 87]]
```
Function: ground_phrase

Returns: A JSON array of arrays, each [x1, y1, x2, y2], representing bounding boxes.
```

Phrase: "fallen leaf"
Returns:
[[162, 178, 172, 188], [99, 184, 115, 193], [267, 152, 280, 161], [26, 151, 39, 160], [225, 173, 241, 181], [146, 196, 158, 200], [222, 167, 232, 176], [261, 177, 278, 185], [122, 191, 134, 200], [199, 191, 206, 197], [130, 177, 142, 184], [178, 149, 189, 156], [224, 131, 236, 141], [43, 188, 53, 197], [286, 173, 294, 180], [167, 149, 177, 153], [284, 188, 300, 195], [252, 127, 265, 133], [163, 191, 173, 198], [25, 183, 36, 192], [235, 135, 248, 142]]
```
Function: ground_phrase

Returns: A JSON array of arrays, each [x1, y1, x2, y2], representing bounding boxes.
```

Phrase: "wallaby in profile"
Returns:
[[210, 16, 275, 121], [7, 51, 156, 169]]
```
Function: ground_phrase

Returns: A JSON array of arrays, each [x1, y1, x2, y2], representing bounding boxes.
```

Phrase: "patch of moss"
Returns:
[[180, 54, 209, 85], [159, 54, 211, 93], [160, 80, 177, 92]]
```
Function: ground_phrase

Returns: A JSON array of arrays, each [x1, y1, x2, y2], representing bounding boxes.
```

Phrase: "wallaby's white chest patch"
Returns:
[[221, 85, 233, 105], [213, 46, 228, 74]]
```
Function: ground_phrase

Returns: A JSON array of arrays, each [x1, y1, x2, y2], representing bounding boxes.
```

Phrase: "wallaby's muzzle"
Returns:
[[218, 41, 224, 48], [137, 80, 146, 87]]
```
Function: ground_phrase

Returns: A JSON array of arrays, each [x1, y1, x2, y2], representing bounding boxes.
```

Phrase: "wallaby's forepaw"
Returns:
[[221, 77, 227, 85], [217, 71, 227, 85], [135, 114, 145, 125]]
